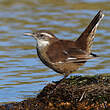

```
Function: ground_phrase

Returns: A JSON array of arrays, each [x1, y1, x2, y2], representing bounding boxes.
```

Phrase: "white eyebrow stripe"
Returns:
[[41, 33, 53, 38]]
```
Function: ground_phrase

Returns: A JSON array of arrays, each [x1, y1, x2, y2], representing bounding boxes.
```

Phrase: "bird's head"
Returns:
[[24, 30, 57, 48]]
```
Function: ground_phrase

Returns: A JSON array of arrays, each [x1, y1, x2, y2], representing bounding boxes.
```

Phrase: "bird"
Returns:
[[24, 10, 104, 79]]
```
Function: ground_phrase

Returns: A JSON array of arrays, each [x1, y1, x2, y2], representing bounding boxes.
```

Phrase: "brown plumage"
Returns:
[[24, 10, 104, 78], [76, 10, 104, 54]]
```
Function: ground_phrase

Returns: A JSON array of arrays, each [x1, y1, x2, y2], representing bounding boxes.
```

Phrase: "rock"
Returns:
[[0, 75, 110, 110]]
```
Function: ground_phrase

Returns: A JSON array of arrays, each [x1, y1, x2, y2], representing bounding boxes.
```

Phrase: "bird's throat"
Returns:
[[37, 39, 50, 49]]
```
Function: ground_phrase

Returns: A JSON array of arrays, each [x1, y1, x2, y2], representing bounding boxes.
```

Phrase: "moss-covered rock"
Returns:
[[0, 75, 110, 110]]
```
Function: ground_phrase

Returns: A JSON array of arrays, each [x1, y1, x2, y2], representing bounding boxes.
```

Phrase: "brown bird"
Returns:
[[24, 10, 104, 78]]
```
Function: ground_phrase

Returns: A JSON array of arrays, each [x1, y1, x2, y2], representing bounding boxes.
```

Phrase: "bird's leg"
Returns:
[[64, 73, 69, 79], [57, 73, 68, 82], [47, 73, 69, 98]]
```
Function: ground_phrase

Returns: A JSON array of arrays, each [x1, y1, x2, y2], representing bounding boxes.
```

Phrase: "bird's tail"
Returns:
[[76, 10, 104, 54]]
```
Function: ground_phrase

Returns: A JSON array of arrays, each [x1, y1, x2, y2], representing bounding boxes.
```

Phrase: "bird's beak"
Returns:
[[24, 32, 34, 36]]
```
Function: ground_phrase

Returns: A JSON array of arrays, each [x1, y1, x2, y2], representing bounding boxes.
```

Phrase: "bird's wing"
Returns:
[[62, 48, 96, 63], [46, 40, 96, 63]]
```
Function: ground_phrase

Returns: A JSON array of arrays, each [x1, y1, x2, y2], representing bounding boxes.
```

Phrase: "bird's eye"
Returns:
[[40, 34, 44, 37]]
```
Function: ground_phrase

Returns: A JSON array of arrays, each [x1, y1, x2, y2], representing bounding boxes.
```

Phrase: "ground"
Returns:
[[0, 74, 110, 110]]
